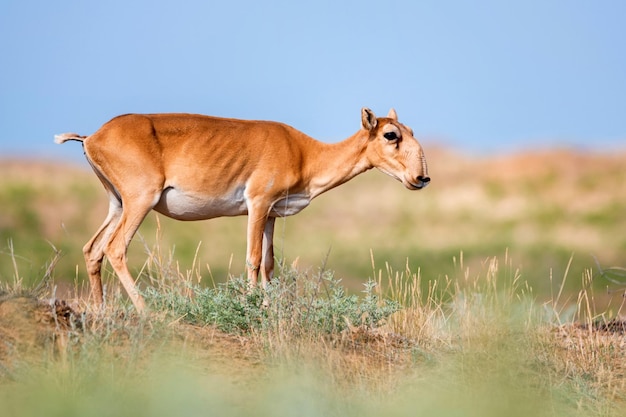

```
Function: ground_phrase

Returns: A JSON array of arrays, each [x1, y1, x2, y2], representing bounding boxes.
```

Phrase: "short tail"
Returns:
[[54, 133, 87, 144]]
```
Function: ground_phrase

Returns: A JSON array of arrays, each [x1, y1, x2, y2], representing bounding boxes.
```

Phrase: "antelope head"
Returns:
[[361, 108, 430, 190]]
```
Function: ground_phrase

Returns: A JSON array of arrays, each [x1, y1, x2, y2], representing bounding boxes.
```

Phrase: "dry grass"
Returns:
[[1, 243, 626, 416]]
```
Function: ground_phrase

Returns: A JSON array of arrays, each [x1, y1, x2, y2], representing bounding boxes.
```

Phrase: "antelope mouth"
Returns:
[[406, 175, 431, 190]]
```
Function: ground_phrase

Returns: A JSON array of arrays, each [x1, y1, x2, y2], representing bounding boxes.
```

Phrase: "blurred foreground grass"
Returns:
[[1, 244, 625, 417]]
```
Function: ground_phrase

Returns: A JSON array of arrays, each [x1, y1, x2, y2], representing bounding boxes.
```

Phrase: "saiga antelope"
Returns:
[[55, 108, 430, 312]]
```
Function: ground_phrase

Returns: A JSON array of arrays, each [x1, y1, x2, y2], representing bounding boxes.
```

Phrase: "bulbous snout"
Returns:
[[410, 152, 430, 189]]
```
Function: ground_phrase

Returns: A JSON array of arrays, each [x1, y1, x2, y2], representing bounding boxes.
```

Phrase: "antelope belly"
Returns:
[[270, 193, 310, 217], [154, 186, 247, 220]]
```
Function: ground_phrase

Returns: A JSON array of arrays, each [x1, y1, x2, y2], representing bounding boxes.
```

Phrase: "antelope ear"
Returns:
[[387, 108, 398, 120], [361, 108, 377, 131]]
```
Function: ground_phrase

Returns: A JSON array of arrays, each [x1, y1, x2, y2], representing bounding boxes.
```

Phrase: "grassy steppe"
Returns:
[[1, 148, 625, 416]]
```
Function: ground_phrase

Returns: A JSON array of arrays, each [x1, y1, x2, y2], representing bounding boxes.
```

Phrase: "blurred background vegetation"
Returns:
[[1, 147, 625, 304]]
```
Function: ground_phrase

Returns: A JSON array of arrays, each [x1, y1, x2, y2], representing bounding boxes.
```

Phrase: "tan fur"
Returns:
[[56, 108, 430, 312]]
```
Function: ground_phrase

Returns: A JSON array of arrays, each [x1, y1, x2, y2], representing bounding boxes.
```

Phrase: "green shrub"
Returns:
[[146, 266, 400, 336]]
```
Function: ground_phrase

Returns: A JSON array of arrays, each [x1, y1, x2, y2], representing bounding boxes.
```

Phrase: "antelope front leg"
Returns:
[[261, 217, 276, 287], [245, 207, 268, 288]]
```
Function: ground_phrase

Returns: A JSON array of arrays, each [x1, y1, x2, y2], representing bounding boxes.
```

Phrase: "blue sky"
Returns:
[[1, 0, 624, 161]]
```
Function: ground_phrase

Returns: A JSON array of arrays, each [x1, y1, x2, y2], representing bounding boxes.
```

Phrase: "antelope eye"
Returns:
[[383, 132, 398, 140]]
